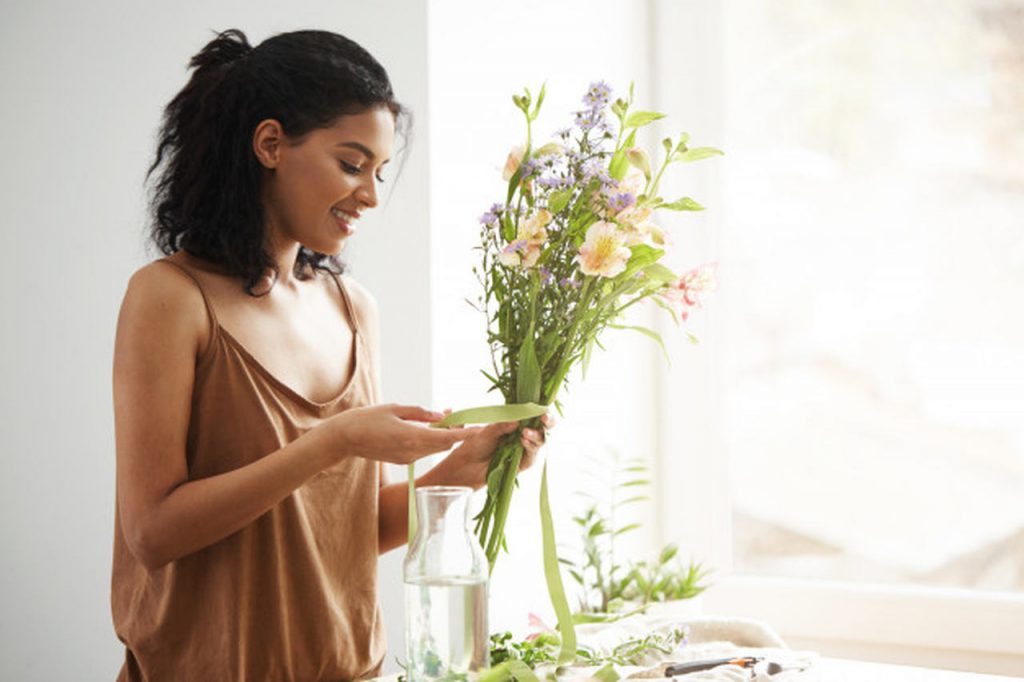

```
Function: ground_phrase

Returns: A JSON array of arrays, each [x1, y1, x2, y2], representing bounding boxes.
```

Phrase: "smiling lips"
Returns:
[[330, 207, 359, 236]]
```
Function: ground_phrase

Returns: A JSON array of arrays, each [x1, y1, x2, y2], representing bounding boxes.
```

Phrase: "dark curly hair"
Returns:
[[145, 28, 407, 294]]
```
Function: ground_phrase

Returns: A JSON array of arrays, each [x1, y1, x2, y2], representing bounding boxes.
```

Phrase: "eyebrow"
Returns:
[[334, 141, 389, 163]]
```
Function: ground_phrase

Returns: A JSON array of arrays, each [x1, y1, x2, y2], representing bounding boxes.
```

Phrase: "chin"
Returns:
[[303, 239, 347, 257]]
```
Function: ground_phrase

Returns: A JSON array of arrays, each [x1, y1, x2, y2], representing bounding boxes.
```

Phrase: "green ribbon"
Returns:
[[540, 461, 577, 664], [429, 402, 547, 428]]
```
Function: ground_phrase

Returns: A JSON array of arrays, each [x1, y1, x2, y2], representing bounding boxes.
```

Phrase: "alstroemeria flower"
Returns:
[[517, 209, 552, 246], [660, 263, 716, 321], [498, 239, 541, 269], [575, 221, 631, 278], [615, 205, 664, 246], [502, 144, 526, 181], [525, 612, 558, 643]]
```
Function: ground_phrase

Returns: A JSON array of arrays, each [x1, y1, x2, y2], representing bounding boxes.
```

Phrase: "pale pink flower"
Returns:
[[525, 612, 557, 642], [502, 144, 526, 181], [517, 209, 551, 246], [575, 221, 631, 278], [615, 205, 656, 246], [498, 239, 541, 269], [660, 263, 717, 321]]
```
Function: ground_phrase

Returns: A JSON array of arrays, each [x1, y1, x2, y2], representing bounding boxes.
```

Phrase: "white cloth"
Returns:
[[567, 613, 818, 681]]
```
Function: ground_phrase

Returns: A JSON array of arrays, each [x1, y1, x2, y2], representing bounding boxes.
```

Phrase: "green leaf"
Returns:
[[660, 196, 704, 211], [593, 663, 621, 682], [623, 244, 665, 278], [673, 146, 724, 163], [660, 544, 679, 564], [431, 402, 547, 428], [516, 328, 542, 404], [540, 463, 577, 665], [609, 324, 671, 364], [608, 129, 637, 180], [479, 660, 541, 682], [407, 464, 417, 545], [614, 522, 642, 536], [531, 82, 547, 120], [548, 188, 572, 215], [500, 212, 516, 241], [624, 110, 666, 128]]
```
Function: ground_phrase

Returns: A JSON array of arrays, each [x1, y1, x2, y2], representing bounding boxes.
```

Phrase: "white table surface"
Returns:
[[372, 659, 1024, 680], [808, 658, 1022, 681]]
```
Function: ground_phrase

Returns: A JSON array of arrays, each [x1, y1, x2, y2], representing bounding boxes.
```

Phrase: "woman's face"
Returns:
[[257, 106, 396, 255]]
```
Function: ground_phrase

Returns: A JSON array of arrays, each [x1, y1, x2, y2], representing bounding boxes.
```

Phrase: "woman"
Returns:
[[111, 28, 548, 680]]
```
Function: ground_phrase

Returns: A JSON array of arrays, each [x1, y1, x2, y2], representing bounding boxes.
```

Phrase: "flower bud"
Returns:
[[626, 147, 652, 180]]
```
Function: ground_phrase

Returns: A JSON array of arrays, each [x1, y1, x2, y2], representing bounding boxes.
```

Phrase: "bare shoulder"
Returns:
[[116, 259, 210, 358]]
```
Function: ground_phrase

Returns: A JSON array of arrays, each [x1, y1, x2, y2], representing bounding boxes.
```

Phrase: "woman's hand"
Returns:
[[434, 412, 555, 490], [319, 403, 482, 466]]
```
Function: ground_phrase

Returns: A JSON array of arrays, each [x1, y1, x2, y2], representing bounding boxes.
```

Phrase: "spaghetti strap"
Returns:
[[157, 257, 220, 336], [327, 271, 362, 337]]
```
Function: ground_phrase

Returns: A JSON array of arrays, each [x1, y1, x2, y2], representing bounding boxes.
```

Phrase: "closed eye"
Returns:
[[340, 161, 386, 184]]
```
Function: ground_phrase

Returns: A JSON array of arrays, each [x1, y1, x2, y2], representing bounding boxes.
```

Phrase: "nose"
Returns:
[[356, 176, 379, 209]]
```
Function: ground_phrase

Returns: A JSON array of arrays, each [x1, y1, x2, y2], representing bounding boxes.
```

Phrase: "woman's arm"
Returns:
[[114, 264, 477, 570]]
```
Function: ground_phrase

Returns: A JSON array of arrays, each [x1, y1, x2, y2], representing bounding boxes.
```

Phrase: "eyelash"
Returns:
[[341, 161, 385, 184]]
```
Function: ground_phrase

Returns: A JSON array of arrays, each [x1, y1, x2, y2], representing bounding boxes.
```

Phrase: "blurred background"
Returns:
[[2, 0, 1022, 678]]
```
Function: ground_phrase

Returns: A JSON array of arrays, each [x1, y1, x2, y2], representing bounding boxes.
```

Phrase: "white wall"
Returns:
[[0, 2, 429, 678]]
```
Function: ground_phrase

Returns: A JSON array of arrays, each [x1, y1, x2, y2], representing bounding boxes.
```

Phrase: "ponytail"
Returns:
[[188, 28, 252, 71]]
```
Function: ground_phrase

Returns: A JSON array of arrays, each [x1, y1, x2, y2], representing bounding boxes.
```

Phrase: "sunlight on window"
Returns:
[[722, 0, 1024, 592]]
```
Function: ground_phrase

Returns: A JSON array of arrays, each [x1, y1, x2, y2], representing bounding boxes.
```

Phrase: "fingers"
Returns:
[[430, 424, 483, 449], [541, 413, 556, 429], [392, 404, 445, 423], [522, 426, 544, 446]]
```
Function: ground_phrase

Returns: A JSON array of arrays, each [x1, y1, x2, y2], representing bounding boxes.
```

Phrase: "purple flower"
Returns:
[[503, 239, 528, 254], [478, 202, 504, 225], [520, 158, 540, 178], [538, 176, 566, 190], [574, 109, 598, 132], [539, 266, 554, 285], [556, 127, 572, 139], [581, 158, 612, 186], [608, 192, 636, 212], [583, 81, 611, 109]]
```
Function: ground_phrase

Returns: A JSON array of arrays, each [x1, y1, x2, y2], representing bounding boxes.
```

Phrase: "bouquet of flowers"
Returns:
[[431, 81, 719, 663], [466, 81, 719, 562]]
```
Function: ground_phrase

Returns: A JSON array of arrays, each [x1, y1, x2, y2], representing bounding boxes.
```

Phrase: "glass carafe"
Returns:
[[403, 486, 489, 679]]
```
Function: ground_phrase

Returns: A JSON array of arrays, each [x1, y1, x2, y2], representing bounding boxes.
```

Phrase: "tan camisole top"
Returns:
[[111, 258, 386, 681]]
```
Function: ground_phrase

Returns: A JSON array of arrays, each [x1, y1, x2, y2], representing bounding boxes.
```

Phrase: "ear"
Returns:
[[252, 119, 285, 169]]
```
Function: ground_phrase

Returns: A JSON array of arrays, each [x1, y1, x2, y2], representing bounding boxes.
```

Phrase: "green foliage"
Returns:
[[489, 631, 559, 668], [487, 627, 687, 673], [560, 453, 711, 619], [576, 628, 689, 667]]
